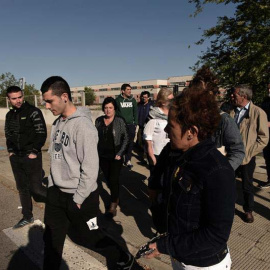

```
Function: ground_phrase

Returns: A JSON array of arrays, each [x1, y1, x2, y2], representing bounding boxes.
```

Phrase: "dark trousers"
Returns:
[[43, 186, 124, 270], [147, 154, 159, 179], [263, 142, 270, 180], [9, 153, 46, 219], [100, 157, 122, 203], [125, 124, 136, 162], [238, 156, 256, 212], [136, 127, 144, 149]]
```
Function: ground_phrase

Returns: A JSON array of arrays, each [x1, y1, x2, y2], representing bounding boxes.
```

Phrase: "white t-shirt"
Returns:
[[143, 117, 169, 155]]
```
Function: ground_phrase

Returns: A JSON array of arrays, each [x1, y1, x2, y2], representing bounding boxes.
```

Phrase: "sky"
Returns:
[[0, 0, 236, 89]]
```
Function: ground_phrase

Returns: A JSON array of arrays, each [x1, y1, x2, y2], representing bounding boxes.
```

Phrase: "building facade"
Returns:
[[70, 75, 193, 104]]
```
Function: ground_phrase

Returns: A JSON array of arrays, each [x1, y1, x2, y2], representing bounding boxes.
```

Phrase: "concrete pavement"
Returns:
[[0, 119, 270, 269]]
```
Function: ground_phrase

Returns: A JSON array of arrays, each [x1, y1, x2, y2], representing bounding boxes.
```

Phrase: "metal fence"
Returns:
[[0, 95, 45, 108], [1, 93, 102, 109]]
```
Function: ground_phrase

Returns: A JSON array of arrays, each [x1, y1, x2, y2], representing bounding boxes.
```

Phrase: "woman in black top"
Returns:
[[95, 97, 128, 217]]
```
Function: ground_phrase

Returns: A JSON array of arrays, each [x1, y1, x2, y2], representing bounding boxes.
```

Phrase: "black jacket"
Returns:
[[150, 139, 236, 267], [95, 115, 129, 157], [5, 101, 47, 155]]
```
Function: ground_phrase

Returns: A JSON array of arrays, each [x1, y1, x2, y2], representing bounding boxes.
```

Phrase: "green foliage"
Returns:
[[0, 72, 18, 97], [23, 83, 40, 106], [84, 87, 96, 105], [189, 0, 270, 105], [24, 83, 40, 96], [0, 72, 40, 107]]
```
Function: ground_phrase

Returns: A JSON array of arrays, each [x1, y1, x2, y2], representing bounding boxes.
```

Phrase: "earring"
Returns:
[[64, 100, 67, 103]]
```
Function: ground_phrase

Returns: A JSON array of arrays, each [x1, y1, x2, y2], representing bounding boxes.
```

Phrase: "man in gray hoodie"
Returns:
[[41, 76, 133, 270]]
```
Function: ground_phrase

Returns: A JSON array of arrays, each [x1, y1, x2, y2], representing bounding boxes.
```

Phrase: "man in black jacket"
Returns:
[[5, 86, 47, 229]]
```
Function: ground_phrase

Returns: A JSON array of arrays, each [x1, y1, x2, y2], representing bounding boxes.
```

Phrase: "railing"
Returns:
[[1, 92, 100, 109], [0, 95, 44, 108]]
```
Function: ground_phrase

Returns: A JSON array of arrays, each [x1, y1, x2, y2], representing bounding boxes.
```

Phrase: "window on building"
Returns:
[[131, 86, 137, 89], [99, 95, 105, 103], [111, 87, 120, 91], [99, 88, 107, 91], [170, 82, 186, 86], [142, 85, 154, 89]]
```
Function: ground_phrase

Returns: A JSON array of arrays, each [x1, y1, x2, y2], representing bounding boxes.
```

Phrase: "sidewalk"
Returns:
[[0, 119, 270, 269]]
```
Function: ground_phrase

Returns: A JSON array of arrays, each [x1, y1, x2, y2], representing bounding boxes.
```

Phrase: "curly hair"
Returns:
[[190, 65, 219, 95], [171, 87, 221, 141]]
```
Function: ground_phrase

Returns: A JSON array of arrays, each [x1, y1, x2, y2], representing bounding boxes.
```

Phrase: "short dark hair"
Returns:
[[102, 97, 117, 112], [121, 84, 131, 91], [171, 86, 220, 141], [6, 86, 22, 97], [141, 91, 150, 97], [40, 76, 72, 101]]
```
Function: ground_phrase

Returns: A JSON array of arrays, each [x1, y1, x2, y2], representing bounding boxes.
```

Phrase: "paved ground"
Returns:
[[0, 119, 270, 269]]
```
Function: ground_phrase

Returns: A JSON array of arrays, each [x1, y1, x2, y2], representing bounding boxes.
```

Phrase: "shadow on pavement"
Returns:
[[99, 165, 155, 239], [7, 225, 69, 270], [235, 178, 270, 221]]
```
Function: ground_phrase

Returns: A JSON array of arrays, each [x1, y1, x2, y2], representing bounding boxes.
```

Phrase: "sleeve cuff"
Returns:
[[73, 192, 86, 205], [31, 148, 39, 155]]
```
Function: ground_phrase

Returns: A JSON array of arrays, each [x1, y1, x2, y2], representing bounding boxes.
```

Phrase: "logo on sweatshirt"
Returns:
[[53, 143, 62, 160], [120, 102, 133, 108], [53, 130, 70, 160], [54, 130, 70, 147], [55, 143, 62, 152]]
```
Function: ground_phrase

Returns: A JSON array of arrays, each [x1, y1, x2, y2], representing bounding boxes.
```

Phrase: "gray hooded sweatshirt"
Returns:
[[48, 107, 99, 205]]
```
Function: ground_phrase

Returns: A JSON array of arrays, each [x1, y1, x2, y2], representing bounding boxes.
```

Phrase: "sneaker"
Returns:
[[259, 181, 270, 189], [116, 252, 134, 270], [13, 217, 34, 229], [125, 160, 133, 170]]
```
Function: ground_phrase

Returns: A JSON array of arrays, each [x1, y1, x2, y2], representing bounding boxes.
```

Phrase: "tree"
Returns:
[[0, 72, 41, 107], [24, 83, 40, 96], [0, 72, 18, 96], [84, 87, 96, 105], [23, 83, 40, 106], [189, 0, 270, 104]]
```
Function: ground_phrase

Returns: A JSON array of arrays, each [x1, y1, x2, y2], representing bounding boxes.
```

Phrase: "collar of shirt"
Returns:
[[237, 102, 250, 112]]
